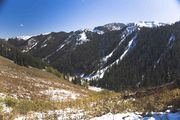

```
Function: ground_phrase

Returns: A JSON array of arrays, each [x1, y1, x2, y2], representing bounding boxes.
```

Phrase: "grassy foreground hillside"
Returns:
[[0, 56, 179, 120]]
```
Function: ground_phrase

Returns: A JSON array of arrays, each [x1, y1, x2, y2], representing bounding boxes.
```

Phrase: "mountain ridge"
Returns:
[[5, 21, 180, 91]]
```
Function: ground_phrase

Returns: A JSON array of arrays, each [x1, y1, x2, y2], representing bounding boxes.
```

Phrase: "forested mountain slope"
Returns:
[[7, 21, 180, 91]]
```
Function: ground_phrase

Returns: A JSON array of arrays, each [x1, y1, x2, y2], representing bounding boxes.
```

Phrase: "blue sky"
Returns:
[[0, 0, 180, 38]]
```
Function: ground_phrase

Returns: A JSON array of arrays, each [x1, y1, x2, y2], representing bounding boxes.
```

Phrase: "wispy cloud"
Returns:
[[20, 24, 24, 27]]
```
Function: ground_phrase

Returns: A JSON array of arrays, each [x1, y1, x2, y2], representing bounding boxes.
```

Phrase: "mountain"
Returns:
[[1, 21, 180, 119], [0, 40, 47, 69], [7, 21, 180, 91], [0, 56, 179, 120]]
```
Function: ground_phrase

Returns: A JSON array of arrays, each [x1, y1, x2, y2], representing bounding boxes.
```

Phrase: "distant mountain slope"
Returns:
[[98, 22, 180, 91], [0, 40, 47, 69], [7, 21, 180, 91]]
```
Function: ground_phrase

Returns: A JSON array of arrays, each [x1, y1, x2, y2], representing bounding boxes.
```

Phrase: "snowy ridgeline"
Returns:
[[14, 111, 180, 120]]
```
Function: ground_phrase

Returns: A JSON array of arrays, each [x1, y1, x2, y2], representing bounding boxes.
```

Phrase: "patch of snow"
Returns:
[[167, 34, 176, 49], [46, 36, 53, 41], [120, 34, 137, 61], [154, 34, 176, 69], [93, 23, 125, 34], [102, 50, 114, 62], [90, 34, 137, 80], [22, 38, 38, 52], [14, 116, 26, 120], [91, 112, 180, 120], [84, 28, 138, 80], [87, 66, 109, 80], [15, 32, 50, 41], [0, 93, 7, 99], [43, 34, 73, 61], [0, 103, 13, 113], [15, 108, 87, 120], [76, 32, 90, 45], [42, 32, 51, 35], [91, 112, 142, 120], [56, 44, 65, 52], [104, 23, 125, 31], [42, 36, 53, 45], [42, 43, 66, 61], [40, 88, 80, 102], [28, 42, 37, 50], [17, 36, 32, 40], [41, 44, 47, 48], [101, 26, 136, 63], [126, 26, 137, 34], [136, 21, 168, 28], [93, 29, 104, 35], [80, 32, 87, 40], [88, 86, 103, 92]]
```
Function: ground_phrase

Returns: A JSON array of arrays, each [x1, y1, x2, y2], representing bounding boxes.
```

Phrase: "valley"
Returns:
[[6, 21, 180, 91], [1, 0, 180, 119], [0, 56, 179, 119]]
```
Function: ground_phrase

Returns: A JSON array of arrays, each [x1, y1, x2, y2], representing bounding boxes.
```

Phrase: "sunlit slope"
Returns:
[[0, 56, 90, 101]]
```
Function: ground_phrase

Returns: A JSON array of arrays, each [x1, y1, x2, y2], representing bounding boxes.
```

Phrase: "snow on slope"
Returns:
[[91, 112, 142, 120], [88, 86, 103, 92], [120, 34, 137, 61], [15, 108, 87, 120], [84, 28, 138, 80], [104, 23, 125, 31], [154, 34, 176, 69], [14, 111, 180, 120], [40, 88, 80, 102], [93, 29, 105, 35], [84, 21, 168, 80], [76, 32, 90, 45], [16, 32, 51, 40], [17, 36, 32, 40], [167, 34, 176, 49], [56, 44, 65, 52], [93, 23, 125, 34], [101, 25, 136, 62], [136, 21, 168, 28], [91, 112, 180, 120]]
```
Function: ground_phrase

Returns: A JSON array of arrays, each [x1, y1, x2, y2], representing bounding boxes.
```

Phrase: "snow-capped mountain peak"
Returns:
[[17, 36, 32, 40], [136, 21, 168, 28]]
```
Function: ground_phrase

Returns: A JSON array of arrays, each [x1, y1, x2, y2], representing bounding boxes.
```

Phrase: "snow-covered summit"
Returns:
[[136, 21, 168, 28], [17, 36, 32, 40], [93, 23, 126, 34], [104, 23, 126, 31]]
